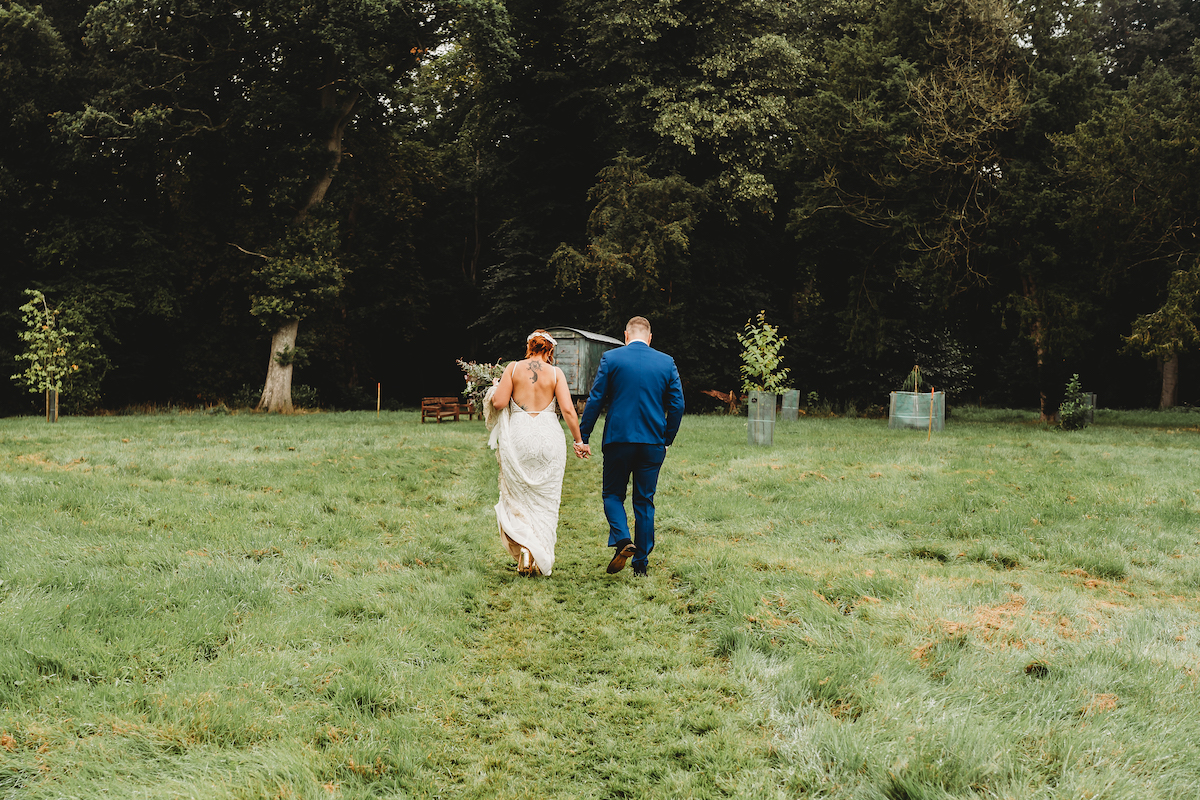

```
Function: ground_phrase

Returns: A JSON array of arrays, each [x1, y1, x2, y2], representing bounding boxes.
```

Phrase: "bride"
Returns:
[[484, 330, 587, 576]]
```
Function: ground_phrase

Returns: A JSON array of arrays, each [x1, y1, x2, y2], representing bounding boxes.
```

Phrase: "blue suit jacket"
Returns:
[[579, 341, 685, 448]]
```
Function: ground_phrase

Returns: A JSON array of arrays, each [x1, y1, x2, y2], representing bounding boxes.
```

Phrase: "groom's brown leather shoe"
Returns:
[[606, 541, 636, 574]]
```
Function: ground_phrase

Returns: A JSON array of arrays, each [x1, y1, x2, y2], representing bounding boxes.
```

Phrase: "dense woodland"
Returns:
[[2, 0, 1198, 417]]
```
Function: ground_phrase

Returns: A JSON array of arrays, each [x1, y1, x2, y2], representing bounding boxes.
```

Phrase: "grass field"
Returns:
[[2, 408, 1199, 799]]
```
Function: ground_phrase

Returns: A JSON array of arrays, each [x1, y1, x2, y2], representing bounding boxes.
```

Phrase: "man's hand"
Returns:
[[573, 442, 591, 459]]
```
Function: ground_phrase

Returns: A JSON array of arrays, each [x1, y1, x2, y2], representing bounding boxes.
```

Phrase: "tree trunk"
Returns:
[[1034, 321, 1050, 422], [257, 319, 299, 413], [295, 84, 360, 222], [256, 82, 358, 412], [1021, 274, 1052, 422], [467, 149, 481, 285], [1160, 352, 1179, 409]]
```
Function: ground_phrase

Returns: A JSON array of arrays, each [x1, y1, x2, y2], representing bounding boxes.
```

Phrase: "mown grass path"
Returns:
[[411, 451, 781, 799]]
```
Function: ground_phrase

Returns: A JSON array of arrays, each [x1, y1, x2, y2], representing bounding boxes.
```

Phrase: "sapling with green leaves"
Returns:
[[901, 365, 923, 392], [10, 289, 91, 416], [736, 310, 791, 394], [1058, 373, 1091, 430]]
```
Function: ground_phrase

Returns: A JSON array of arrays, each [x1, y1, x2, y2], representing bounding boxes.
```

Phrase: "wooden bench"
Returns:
[[421, 397, 478, 423]]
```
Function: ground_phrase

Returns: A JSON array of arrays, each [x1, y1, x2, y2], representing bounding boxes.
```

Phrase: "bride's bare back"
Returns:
[[491, 352, 583, 444], [506, 358, 558, 411]]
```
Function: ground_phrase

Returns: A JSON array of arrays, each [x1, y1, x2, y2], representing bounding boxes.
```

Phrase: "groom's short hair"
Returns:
[[626, 316, 651, 337]]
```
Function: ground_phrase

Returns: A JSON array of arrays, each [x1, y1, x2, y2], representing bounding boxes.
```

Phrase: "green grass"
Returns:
[[2, 410, 1200, 798]]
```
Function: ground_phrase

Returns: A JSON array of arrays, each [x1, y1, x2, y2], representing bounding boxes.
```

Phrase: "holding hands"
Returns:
[[573, 441, 591, 459]]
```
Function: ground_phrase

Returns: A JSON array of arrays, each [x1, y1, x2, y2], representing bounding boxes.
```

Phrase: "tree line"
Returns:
[[2, 0, 1198, 418]]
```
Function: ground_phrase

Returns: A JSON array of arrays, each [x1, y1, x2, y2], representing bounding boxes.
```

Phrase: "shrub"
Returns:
[[291, 384, 319, 409], [1058, 373, 1090, 430]]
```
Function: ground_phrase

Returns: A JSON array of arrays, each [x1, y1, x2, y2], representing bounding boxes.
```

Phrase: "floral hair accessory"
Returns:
[[527, 331, 557, 347]]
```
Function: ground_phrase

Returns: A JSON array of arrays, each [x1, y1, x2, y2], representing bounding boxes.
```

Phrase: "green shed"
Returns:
[[544, 326, 624, 397]]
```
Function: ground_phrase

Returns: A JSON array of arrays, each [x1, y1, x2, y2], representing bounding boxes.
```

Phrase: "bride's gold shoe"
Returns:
[[517, 547, 533, 576]]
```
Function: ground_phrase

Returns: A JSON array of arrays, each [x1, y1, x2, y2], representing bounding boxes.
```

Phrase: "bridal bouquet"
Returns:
[[457, 359, 505, 406]]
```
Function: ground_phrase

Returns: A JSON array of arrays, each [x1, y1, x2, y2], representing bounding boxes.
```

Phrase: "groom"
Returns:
[[576, 316, 685, 576]]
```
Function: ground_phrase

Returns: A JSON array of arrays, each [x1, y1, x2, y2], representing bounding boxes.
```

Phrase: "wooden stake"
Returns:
[[927, 386, 934, 441], [377, 383, 381, 417]]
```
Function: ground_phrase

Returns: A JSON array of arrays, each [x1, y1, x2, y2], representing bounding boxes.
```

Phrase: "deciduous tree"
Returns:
[[58, 0, 507, 411]]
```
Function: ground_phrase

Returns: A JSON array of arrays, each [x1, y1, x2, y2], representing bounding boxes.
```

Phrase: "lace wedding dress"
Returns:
[[484, 388, 567, 575]]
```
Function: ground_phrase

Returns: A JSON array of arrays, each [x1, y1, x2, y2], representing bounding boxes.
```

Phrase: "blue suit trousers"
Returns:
[[601, 443, 666, 570]]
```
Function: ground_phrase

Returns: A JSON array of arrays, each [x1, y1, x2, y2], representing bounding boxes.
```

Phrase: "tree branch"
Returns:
[[228, 242, 270, 259]]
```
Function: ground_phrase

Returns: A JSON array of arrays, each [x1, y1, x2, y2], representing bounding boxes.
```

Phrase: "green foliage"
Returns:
[[1092, 0, 1200, 85], [11, 289, 76, 395], [736, 310, 791, 394], [249, 222, 347, 327], [1059, 62, 1198, 254], [793, 0, 1026, 293], [51, 299, 113, 413], [5, 0, 1200, 418], [901, 365, 923, 392], [1124, 259, 1200, 360], [1058, 373, 1091, 430], [272, 345, 308, 369], [8, 0, 502, 410], [230, 383, 324, 409], [289, 384, 319, 409], [571, 0, 812, 220], [787, 0, 1106, 413], [1059, 58, 1200, 365], [552, 152, 703, 316], [9, 289, 99, 407], [0, 3, 68, 138]]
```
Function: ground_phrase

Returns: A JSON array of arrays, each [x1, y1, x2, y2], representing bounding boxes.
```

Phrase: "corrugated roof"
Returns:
[[544, 326, 624, 346]]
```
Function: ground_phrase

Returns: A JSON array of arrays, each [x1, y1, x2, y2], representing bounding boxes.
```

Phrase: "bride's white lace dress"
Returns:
[[484, 389, 567, 575]]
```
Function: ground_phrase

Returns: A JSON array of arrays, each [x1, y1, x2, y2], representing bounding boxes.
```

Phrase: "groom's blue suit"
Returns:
[[579, 339, 685, 572]]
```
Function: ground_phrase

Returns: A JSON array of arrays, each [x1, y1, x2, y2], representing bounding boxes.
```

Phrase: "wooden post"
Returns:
[[46, 389, 59, 423], [376, 383, 381, 417], [926, 383, 936, 441]]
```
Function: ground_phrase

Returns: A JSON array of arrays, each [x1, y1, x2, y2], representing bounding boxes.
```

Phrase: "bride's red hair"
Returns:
[[525, 330, 555, 364]]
